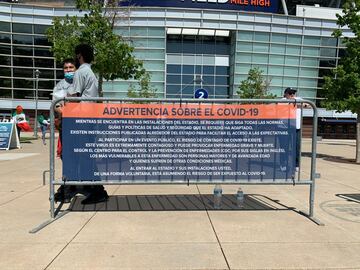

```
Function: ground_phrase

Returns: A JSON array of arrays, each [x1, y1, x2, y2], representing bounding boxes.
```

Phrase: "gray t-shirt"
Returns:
[[52, 79, 74, 100], [70, 63, 99, 98]]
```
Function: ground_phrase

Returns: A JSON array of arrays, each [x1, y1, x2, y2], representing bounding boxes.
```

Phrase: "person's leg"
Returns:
[[296, 129, 301, 169], [41, 125, 46, 144], [81, 185, 108, 204], [16, 125, 21, 139]]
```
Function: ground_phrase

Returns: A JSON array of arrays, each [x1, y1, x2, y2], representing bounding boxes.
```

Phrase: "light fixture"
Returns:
[[198, 29, 215, 36], [181, 28, 199, 35], [167, 28, 182, 34], [215, 30, 230, 37]]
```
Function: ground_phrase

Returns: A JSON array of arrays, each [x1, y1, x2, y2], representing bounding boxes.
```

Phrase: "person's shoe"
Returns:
[[54, 186, 75, 203], [81, 190, 109, 205]]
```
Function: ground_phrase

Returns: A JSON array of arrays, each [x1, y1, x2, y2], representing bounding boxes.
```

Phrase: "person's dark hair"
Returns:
[[284, 87, 297, 95], [62, 58, 75, 67], [75, 44, 94, 63]]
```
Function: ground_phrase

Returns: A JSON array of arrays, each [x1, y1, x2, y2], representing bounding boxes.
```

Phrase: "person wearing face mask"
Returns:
[[67, 44, 108, 205], [52, 59, 77, 203]]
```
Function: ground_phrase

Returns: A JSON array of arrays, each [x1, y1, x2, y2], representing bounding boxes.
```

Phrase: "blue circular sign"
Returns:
[[194, 88, 208, 99]]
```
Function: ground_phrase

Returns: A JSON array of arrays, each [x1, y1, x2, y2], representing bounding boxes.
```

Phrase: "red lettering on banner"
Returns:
[[250, 0, 270, 6], [230, 0, 249, 4]]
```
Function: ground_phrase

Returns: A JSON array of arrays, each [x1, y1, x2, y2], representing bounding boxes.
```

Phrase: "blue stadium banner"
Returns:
[[121, 0, 279, 13], [62, 103, 296, 182]]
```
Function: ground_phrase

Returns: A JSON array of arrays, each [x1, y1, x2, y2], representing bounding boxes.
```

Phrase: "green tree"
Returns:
[[322, 0, 360, 163], [46, 0, 144, 96], [237, 67, 275, 99], [127, 72, 157, 102]]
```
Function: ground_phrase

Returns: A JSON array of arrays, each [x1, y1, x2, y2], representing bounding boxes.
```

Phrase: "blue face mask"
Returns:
[[64, 72, 74, 81]]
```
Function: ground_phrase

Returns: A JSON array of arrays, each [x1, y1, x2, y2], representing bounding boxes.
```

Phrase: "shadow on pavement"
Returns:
[[302, 152, 358, 164], [68, 194, 295, 212], [336, 193, 360, 203]]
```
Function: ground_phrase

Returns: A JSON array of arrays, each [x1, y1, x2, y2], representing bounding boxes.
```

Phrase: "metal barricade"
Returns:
[[31, 97, 321, 233]]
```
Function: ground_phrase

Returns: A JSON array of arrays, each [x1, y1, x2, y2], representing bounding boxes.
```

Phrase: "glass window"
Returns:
[[166, 84, 181, 94], [237, 42, 252, 52], [238, 31, 253, 41], [285, 56, 300, 66], [203, 56, 215, 65], [0, 79, 11, 88], [271, 77, 283, 85], [166, 36, 182, 53], [0, 44, 11, 54], [13, 46, 33, 56], [0, 33, 11, 43], [38, 90, 52, 100], [284, 67, 298, 76], [302, 57, 319, 67], [39, 80, 55, 89], [13, 90, 34, 99], [215, 76, 228, 85], [13, 79, 33, 89], [286, 45, 300, 55], [271, 33, 286, 43], [34, 36, 51, 46], [320, 48, 337, 57], [268, 66, 284, 76], [299, 68, 318, 77], [321, 37, 337, 47], [237, 64, 251, 74], [0, 55, 11, 65], [283, 77, 298, 87], [143, 60, 164, 71], [237, 53, 252, 62], [13, 56, 33, 67], [167, 54, 181, 64], [38, 69, 54, 79], [166, 75, 180, 84], [182, 65, 194, 74], [215, 86, 229, 96], [145, 49, 164, 60], [0, 67, 11, 76], [195, 65, 202, 73], [254, 32, 270, 42], [182, 75, 193, 84], [13, 34, 33, 45], [34, 47, 52, 57], [203, 75, 214, 85], [35, 58, 54, 68], [252, 54, 268, 64], [13, 68, 33, 78], [269, 55, 284, 65], [0, 22, 10, 32], [303, 47, 319, 56], [216, 66, 228, 75], [270, 44, 285, 54], [130, 27, 148, 37], [304, 36, 321, 46], [287, 35, 302, 45], [183, 36, 196, 54], [12, 23, 32, 34], [0, 88, 12, 98], [147, 38, 164, 48], [203, 66, 214, 74], [167, 64, 181, 73], [34, 25, 49, 34], [299, 78, 317, 88], [253, 43, 269, 52], [148, 28, 165, 37]]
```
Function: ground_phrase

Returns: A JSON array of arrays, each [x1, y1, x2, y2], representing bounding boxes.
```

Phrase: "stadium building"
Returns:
[[0, 0, 357, 138]]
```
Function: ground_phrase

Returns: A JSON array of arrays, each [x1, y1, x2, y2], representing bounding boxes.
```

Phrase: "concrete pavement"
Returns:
[[0, 134, 360, 269]]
